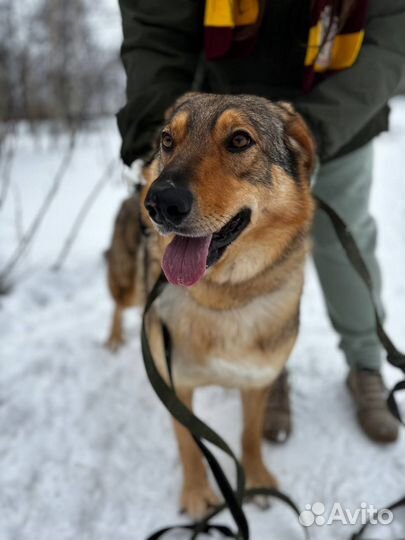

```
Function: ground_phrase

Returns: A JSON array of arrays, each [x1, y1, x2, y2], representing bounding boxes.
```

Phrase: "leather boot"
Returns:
[[262, 369, 291, 443], [347, 368, 399, 443]]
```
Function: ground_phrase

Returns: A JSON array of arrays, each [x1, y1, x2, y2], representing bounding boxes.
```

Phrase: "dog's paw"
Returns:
[[180, 482, 220, 519], [104, 334, 125, 352], [245, 465, 279, 510]]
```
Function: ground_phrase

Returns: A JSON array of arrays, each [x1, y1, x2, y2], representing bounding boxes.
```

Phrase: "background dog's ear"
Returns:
[[277, 101, 317, 178]]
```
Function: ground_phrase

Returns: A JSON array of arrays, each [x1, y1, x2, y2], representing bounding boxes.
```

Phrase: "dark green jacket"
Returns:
[[117, 0, 405, 165]]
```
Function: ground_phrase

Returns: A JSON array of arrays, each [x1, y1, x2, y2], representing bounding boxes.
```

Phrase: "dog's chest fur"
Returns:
[[156, 274, 302, 389]]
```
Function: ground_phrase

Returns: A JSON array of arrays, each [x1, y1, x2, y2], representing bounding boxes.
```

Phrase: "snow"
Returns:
[[0, 99, 404, 540]]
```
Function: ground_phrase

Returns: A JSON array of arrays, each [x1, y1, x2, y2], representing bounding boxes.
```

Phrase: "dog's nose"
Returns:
[[145, 185, 193, 226]]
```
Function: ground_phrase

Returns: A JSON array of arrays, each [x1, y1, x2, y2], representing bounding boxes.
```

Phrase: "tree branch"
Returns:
[[0, 132, 76, 285], [52, 157, 118, 271]]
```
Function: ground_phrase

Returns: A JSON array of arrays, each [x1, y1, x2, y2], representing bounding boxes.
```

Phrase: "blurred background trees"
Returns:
[[0, 0, 124, 289], [0, 0, 123, 127]]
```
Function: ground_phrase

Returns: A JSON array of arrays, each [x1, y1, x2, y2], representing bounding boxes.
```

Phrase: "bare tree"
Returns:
[[0, 123, 16, 210], [0, 0, 124, 293], [52, 158, 119, 271], [0, 1, 122, 125], [0, 2, 15, 120], [0, 133, 76, 286]]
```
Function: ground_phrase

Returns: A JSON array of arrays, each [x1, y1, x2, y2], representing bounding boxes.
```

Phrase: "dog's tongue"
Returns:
[[162, 234, 212, 287]]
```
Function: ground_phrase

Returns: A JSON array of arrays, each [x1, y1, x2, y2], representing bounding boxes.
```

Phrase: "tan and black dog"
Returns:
[[106, 93, 315, 518]]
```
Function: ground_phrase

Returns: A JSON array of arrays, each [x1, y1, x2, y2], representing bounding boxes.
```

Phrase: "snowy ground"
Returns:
[[0, 100, 404, 540]]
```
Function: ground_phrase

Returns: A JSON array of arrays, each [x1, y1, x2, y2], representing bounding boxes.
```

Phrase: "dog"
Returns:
[[106, 92, 316, 518]]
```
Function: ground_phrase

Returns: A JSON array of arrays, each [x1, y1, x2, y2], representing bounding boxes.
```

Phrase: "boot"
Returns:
[[347, 368, 399, 443], [262, 369, 291, 443]]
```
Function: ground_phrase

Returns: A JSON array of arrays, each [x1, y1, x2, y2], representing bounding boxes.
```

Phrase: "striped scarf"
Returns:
[[204, 0, 369, 92]]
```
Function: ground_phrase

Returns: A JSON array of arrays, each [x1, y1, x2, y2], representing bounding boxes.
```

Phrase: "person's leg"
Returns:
[[312, 143, 398, 443], [312, 142, 383, 370], [263, 143, 398, 444]]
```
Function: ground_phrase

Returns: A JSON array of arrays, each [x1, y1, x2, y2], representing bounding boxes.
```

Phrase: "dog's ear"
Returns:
[[277, 101, 317, 178], [164, 92, 203, 121]]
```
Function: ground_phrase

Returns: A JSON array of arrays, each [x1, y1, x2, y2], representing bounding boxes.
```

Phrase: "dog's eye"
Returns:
[[227, 131, 254, 153], [161, 132, 174, 151]]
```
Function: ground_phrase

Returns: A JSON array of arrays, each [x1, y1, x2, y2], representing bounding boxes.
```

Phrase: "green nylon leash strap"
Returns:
[[315, 196, 405, 426], [161, 320, 248, 538], [141, 274, 249, 540], [315, 196, 405, 374], [387, 380, 405, 425]]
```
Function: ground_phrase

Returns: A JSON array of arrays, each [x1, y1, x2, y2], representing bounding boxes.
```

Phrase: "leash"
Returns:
[[314, 197, 405, 376], [141, 197, 405, 540], [314, 197, 405, 426], [315, 197, 405, 540]]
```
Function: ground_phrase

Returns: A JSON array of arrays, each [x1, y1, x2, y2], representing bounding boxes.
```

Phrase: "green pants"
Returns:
[[312, 142, 383, 371]]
